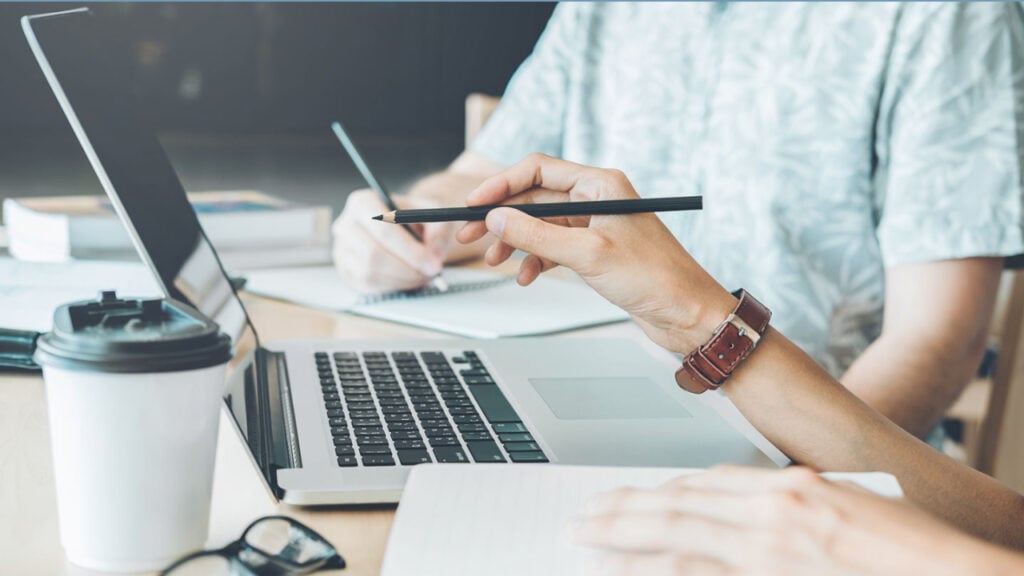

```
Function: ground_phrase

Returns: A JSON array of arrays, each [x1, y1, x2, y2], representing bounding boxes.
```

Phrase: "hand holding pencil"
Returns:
[[453, 154, 734, 356]]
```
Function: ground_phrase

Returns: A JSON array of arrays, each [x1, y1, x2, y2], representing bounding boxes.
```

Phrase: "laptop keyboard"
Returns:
[[315, 350, 549, 467]]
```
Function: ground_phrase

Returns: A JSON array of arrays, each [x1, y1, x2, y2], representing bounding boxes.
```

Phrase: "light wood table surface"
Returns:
[[2, 267, 699, 576]]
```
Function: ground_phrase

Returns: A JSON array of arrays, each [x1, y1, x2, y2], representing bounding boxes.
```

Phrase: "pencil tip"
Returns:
[[372, 214, 383, 221]]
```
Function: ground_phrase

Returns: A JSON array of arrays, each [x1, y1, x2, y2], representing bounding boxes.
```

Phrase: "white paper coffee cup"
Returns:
[[35, 292, 232, 572]]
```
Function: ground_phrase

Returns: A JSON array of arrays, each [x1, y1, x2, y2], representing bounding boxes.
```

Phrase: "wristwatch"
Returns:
[[674, 289, 771, 394]]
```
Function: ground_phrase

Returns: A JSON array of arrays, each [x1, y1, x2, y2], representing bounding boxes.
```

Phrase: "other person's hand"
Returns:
[[456, 154, 736, 354], [332, 189, 456, 293], [570, 465, 987, 576]]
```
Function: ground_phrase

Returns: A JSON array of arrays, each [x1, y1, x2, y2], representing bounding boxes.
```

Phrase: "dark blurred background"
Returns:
[[0, 2, 554, 212]]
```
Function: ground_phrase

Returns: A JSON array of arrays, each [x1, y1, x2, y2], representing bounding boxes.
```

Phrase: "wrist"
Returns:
[[670, 287, 738, 354]]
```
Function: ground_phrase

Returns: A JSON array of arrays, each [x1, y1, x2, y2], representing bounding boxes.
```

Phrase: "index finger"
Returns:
[[467, 153, 597, 206]]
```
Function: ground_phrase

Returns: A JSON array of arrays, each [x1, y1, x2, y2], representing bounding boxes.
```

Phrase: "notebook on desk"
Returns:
[[244, 266, 630, 338], [382, 464, 904, 576]]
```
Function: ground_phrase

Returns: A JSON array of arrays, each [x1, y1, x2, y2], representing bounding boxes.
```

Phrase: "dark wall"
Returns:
[[0, 2, 554, 138]]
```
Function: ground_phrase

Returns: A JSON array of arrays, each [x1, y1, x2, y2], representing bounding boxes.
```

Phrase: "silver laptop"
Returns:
[[24, 7, 772, 505]]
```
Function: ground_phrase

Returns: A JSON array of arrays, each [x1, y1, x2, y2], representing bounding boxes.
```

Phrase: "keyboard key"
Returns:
[[346, 401, 375, 411], [351, 417, 381, 427], [384, 413, 415, 423], [457, 422, 488, 433], [363, 456, 396, 467], [423, 426, 454, 437], [452, 414, 482, 425], [463, 376, 495, 386], [353, 426, 384, 435], [359, 446, 391, 455], [469, 386, 520, 423], [433, 446, 469, 463], [509, 451, 548, 463], [503, 442, 541, 452], [390, 430, 423, 441], [394, 439, 426, 450], [428, 436, 460, 447], [337, 456, 358, 467], [387, 421, 418, 431], [493, 423, 528, 434], [335, 445, 355, 456], [329, 417, 347, 427], [357, 436, 388, 446], [332, 436, 352, 446], [461, 431, 493, 442], [498, 432, 534, 443], [397, 449, 432, 465], [326, 408, 345, 418], [466, 441, 506, 463]]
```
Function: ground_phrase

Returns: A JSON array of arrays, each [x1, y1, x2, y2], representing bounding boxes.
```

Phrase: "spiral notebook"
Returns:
[[243, 266, 630, 338]]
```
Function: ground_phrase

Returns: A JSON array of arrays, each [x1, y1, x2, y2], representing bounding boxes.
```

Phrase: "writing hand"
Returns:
[[332, 189, 452, 293]]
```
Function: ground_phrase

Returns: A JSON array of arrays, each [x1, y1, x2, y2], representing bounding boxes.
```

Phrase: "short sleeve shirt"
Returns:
[[473, 2, 1024, 377]]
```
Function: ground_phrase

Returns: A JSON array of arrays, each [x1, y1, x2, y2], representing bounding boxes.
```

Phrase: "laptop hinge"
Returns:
[[254, 347, 302, 499]]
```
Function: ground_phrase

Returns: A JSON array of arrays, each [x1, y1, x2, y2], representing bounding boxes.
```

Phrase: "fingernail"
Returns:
[[486, 209, 507, 237]]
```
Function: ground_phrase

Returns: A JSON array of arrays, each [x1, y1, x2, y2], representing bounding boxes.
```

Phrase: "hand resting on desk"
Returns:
[[570, 465, 1017, 576]]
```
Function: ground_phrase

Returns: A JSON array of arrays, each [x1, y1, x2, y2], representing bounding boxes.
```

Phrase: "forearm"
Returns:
[[840, 330, 985, 438], [719, 327, 1024, 549]]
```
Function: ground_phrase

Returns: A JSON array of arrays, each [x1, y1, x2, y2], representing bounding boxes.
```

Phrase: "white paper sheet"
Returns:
[[382, 464, 903, 576], [0, 258, 160, 331], [244, 266, 630, 338]]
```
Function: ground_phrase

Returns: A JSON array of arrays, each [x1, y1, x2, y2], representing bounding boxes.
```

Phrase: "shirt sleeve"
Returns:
[[874, 3, 1024, 267], [469, 3, 587, 166]]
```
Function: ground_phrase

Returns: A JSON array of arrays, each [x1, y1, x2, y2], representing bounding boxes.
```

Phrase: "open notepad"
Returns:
[[243, 266, 629, 338], [382, 464, 904, 576]]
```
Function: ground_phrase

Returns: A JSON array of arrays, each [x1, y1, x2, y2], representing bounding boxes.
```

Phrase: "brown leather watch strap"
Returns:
[[675, 289, 771, 394]]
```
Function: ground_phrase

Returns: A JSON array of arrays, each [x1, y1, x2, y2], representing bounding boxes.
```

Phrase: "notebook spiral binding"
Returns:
[[357, 277, 514, 306]]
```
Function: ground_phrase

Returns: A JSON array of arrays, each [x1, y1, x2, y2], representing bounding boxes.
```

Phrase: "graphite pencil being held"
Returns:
[[372, 196, 702, 224]]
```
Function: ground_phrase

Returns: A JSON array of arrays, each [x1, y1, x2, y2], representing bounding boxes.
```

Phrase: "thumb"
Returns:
[[485, 207, 590, 270]]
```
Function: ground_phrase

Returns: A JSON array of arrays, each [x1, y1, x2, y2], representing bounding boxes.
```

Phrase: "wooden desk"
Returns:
[[1, 283, 674, 576], [0, 293, 450, 575], [1, 256, 782, 576]]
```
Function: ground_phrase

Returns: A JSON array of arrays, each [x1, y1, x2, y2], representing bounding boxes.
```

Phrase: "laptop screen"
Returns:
[[23, 8, 251, 350]]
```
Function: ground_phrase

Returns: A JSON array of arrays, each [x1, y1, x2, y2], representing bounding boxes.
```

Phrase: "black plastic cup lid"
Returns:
[[34, 291, 233, 374]]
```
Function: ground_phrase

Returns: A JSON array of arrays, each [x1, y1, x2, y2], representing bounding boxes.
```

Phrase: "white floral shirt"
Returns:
[[472, 2, 1024, 380]]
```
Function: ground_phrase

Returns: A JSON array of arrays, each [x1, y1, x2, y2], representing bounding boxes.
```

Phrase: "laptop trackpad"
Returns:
[[529, 378, 691, 420]]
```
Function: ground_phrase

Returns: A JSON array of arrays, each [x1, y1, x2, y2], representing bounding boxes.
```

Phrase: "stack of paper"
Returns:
[[0, 258, 159, 331]]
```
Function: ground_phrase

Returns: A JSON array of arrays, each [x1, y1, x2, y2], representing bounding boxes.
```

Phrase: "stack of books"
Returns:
[[2, 190, 332, 270]]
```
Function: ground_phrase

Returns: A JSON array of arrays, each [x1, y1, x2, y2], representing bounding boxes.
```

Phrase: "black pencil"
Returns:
[[372, 196, 702, 224]]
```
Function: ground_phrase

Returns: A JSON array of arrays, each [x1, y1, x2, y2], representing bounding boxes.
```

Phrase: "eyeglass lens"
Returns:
[[243, 517, 336, 566]]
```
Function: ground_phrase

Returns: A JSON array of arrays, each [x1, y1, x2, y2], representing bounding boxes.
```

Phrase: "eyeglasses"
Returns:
[[161, 515, 346, 576]]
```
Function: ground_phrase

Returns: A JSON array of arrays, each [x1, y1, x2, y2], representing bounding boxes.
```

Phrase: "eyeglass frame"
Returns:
[[160, 515, 346, 576]]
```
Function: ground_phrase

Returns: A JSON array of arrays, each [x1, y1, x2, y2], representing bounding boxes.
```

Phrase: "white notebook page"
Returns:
[[243, 266, 629, 338], [382, 464, 903, 576]]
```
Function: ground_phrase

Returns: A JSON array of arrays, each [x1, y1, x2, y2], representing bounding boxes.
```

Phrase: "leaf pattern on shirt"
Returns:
[[473, 2, 1024, 379]]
